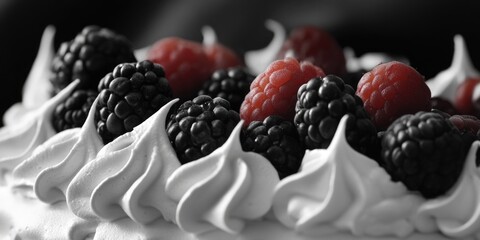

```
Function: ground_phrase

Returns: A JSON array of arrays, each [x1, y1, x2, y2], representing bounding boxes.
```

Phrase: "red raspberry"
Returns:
[[356, 61, 431, 130], [240, 57, 325, 125], [277, 26, 346, 76], [148, 37, 211, 101], [449, 114, 480, 135], [204, 43, 242, 71], [454, 77, 480, 116]]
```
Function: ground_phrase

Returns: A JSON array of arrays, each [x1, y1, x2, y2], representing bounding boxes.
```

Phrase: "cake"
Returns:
[[1, 20, 480, 240]]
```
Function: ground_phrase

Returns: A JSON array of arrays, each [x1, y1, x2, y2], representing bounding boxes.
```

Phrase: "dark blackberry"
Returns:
[[50, 25, 136, 95], [198, 67, 254, 112], [381, 111, 467, 199], [242, 115, 304, 179], [95, 60, 173, 144], [294, 75, 377, 154], [166, 95, 240, 164], [431, 97, 457, 116], [52, 89, 97, 132]]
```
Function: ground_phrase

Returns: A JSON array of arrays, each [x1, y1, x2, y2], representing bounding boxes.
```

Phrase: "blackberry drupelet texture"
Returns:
[[95, 60, 172, 144], [242, 115, 305, 179], [295, 75, 377, 154], [380, 111, 467, 199], [198, 67, 254, 112], [52, 89, 97, 132], [166, 95, 240, 164], [50, 25, 136, 95]]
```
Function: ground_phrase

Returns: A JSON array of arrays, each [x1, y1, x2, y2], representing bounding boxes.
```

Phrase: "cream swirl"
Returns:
[[417, 141, 480, 239], [66, 99, 180, 224], [0, 80, 78, 185], [244, 19, 286, 75], [427, 35, 480, 102], [273, 115, 428, 238], [12, 96, 103, 204], [3, 26, 54, 126], [166, 120, 279, 235], [344, 47, 409, 72]]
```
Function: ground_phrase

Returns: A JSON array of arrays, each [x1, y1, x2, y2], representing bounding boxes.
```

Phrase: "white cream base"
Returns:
[[0, 184, 458, 240]]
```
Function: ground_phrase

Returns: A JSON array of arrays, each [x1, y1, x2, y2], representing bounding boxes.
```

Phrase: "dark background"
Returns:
[[1, 0, 480, 122]]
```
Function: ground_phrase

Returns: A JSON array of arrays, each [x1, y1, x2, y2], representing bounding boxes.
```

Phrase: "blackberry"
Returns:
[[52, 89, 97, 132], [431, 97, 457, 116], [294, 75, 377, 153], [198, 67, 254, 112], [50, 25, 136, 95], [166, 95, 240, 164], [242, 115, 304, 179], [95, 60, 172, 144], [381, 111, 466, 199]]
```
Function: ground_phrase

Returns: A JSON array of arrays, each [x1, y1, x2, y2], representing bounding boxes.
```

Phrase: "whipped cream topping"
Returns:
[[3, 26, 54, 126], [427, 35, 480, 102], [12, 96, 104, 204], [417, 141, 480, 239], [273, 115, 429, 238], [344, 47, 409, 73], [166, 120, 279, 235], [0, 80, 78, 185], [66, 99, 180, 224], [244, 19, 286, 75]]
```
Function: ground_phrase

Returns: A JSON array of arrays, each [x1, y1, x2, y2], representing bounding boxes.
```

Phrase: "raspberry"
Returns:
[[95, 60, 173, 144], [277, 26, 346, 75], [242, 116, 304, 179], [166, 95, 240, 163], [449, 114, 480, 137], [198, 67, 254, 112], [380, 111, 466, 198], [50, 25, 136, 95], [356, 61, 431, 130], [204, 42, 242, 71], [148, 37, 211, 101], [294, 75, 377, 153], [454, 77, 480, 116], [240, 57, 325, 126], [52, 89, 97, 132]]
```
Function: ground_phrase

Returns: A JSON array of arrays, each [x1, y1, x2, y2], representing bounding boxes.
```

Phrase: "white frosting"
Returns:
[[344, 47, 409, 72], [3, 26, 54, 126], [0, 80, 78, 185], [244, 19, 286, 75], [0, 185, 97, 240], [417, 141, 480, 239], [273, 115, 431, 238], [12, 97, 104, 204], [427, 35, 480, 102], [66, 99, 180, 224], [166, 120, 280, 235]]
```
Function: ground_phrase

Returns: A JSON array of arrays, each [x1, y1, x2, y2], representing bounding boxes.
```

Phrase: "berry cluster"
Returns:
[[95, 60, 173, 143], [295, 75, 376, 153], [46, 25, 479, 200], [166, 95, 240, 163], [50, 25, 136, 95], [52, 89, 97, 132], [148, 37, 241, 101], [381, 112, 466, 198], [242, 116, 304, 179], [198, 67, 254, 112]]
